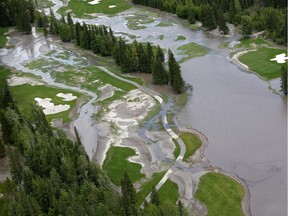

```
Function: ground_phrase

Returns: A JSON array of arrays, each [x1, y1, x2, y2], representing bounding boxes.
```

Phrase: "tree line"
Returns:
[[0, 0, 35, 34], [0, 78, 188, 215], [132, 0, 287, 44], [35, 11, 185, 93]]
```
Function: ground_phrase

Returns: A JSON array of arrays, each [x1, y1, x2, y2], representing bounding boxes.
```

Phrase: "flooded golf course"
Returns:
[[0, 3, 287, 216]]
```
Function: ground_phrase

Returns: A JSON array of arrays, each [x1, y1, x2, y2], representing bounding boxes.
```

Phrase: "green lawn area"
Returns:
[[136, 172, 166, 206], [179, 132, 202, 161], [0, 27, 9, 48], [58, 0, 131, 17], [158, 179, 179, 204], [238, 47, 287, 80], [103, 146, 145, 186], [172, 138, 180, 158], [10, 84, 84, 123], [195, 172, 244, 216], [235, 37, 271, 49], [177, 42, 209, 63]]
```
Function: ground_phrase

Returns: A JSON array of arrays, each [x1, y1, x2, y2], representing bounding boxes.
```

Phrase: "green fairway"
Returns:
[[238, 48, 287, 80], [158, 179, 179, 204], [103, 146, 144, 186], [58, 0, 131, 17], [10, 84, 84, 123], [136, 172, 166, 206], [235, 37, 271, 49], [0, 27, 9, 48], [195, 172, 244, 216], [177, 42, 209, 62], [179, 132, 202, 161]]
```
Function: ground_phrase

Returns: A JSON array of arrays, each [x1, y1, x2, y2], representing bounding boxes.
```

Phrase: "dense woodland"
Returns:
[[132, 0, 287, 44], [0, 79, 188, 215]]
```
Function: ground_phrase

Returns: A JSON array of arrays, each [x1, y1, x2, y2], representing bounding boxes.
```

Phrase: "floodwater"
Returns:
[[0, 2, 286, 215], [178, 56, 287, 216]]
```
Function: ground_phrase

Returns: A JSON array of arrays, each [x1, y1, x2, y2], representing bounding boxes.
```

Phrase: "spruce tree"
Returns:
[[150, 186, 160, 206], [168, 53, 184, 94], [156, 45, 165, 62], [218, 8, 229, 34], [152, 59, 169, 85], [201, 4, 217, 30], [146, 42, 154, 73], [120, 172, 137, 216], [0, 139, 5, 158]]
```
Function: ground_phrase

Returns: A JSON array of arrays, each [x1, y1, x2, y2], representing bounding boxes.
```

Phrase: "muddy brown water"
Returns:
[[0, 3, 286, 215], [178, 56, 287, 216]]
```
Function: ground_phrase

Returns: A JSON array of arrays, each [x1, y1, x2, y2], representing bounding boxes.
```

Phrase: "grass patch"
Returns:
[[10, 84, 84, 123], [175, 35, 186, 41], [235, 37, 271, 49], [156, 22, 172, 27], [177, 42, 209, 63], [172, 138, 180, 159], [126, 15, 155, 30], [190, 24, 202, 31], [58, 0, 131, 17], [139, 101, 161, 127], [136, 172, 166, 206], [158, 179, 179, 204], [238, 47, 287, 80], [176, 91, 189, 106], [0, 27, 9, 48], [179, 132, 202, 161], [195, 172, 244, 216], [103, 146, 144, 186], [157, 34, 164, 40]]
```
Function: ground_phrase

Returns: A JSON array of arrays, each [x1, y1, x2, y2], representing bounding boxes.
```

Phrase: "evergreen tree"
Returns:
[[8, 147, 23, 184], [218, 8, 229, 34], [146, 42, 154, 73], [156, 45, 165, 62], [150, 186, 160, 206], [200, 4, 217, 30], [241, 15, 253, 36], [152, 59, 169, 85], [0, 139, 5, 158], [280, 65, 287, 95], [138, 43, 149, 72], [168, 53, 184, 94], [120, 172, 138, 216]]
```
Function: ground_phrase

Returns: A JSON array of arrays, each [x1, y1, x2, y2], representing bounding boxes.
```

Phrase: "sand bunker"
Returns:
[[35, 97, 70, 115], [109, 5, 116, 8], [57, 93, 77, 101], [270, 53, 288, 64], [8, 76, 43, 86], [88, 0, 101, 5]]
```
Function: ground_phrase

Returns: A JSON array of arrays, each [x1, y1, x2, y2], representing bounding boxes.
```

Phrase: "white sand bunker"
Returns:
[[8, 76, 43, 86], [57, 93, 77, 101], [88, 0, 101, 5], [109, 5, 116, 8], [35, 98, 70, 115], [270, 53, 288, 63]]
